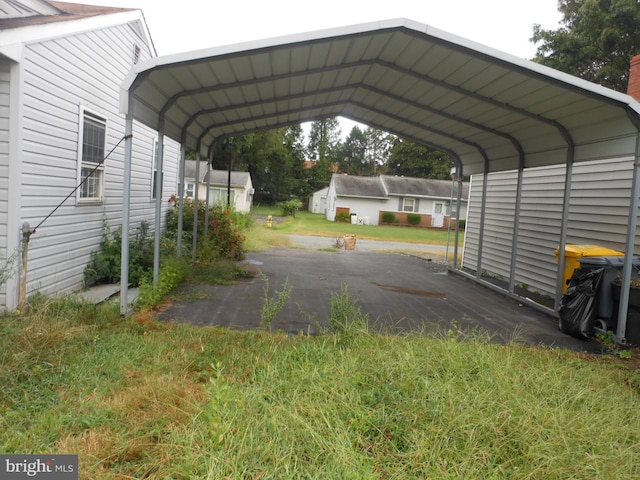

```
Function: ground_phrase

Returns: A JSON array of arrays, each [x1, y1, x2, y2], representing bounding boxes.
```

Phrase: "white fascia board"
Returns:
[[337, 194, 388, 200], [0, 9, 149, 56]]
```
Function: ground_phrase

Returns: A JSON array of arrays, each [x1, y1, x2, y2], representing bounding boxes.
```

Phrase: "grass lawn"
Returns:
[[2, 298, 640, 479], [2, 212, 640, 479], [251, 206, 464, 246]]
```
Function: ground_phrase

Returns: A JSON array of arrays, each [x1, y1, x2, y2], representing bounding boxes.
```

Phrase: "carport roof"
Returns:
[[120, 18, 640, 175]]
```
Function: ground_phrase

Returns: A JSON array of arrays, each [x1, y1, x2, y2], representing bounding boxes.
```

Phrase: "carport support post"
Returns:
[[192, 151, 201, 262], [204, 151, 211, 238], [177, 145, 186, 257], [153, 121, 165, 284], [508, 160, 525, 293], [453, 172, 463, 269], [616, 135, 640, 342], [475, 160, 489, 280], [119, 104, 134, 315], [554, 152, 574, 310]]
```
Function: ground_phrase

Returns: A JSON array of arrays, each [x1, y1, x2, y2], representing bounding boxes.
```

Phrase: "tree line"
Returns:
[[204, 0, 639, 205], [208, 121, 452, 204]]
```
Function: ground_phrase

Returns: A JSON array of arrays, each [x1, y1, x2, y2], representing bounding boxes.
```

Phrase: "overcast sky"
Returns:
[[78, 0, 563, 134], [80, 0, 562, 59]]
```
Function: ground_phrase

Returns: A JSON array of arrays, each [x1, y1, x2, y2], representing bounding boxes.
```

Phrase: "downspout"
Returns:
[[119, 96, 134, 316], [152, 117, 164, 283]]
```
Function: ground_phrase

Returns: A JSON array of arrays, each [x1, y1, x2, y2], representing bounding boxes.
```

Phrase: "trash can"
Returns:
[[577, 256, 640, 321], [555, 244, 623, 293], [350, 213, 358, 224], [612, 281, 640, 344], [343, 234, 356, 250]]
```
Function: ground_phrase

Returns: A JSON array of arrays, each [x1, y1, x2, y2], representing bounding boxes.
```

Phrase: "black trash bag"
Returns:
[[558, 267, 604, 340]]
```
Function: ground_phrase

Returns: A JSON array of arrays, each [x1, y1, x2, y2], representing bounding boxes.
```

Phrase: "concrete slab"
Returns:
[[157, 247, 602, 353], [74, 284, 138, 306]]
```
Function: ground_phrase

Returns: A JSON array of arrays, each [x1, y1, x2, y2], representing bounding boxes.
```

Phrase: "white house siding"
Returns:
[[18, 21, 179, 304], [463, 157, 636, 297], [0, 61, 10, 308], [325, 180, 337, 222], [197, 185, 252, 213], [336, 197, 389, 225], [309, 187, 328, 214]]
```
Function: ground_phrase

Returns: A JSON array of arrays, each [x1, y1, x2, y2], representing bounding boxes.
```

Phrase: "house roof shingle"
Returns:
[[380, 175, 469, 198], [184, 161, 250, 187], [0, 1, 135, 30], [333, 175, 387, 198], [332, 174, 468, 199]]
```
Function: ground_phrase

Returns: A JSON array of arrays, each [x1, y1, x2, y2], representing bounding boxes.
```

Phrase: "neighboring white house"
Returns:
[[309, 186, 328, 214], [183, 160, 254, 213], [325, 174, 469, 227], [0, 1, 180, 310]]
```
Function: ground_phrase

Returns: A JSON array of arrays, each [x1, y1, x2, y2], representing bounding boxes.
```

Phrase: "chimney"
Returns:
[[628, 54, 640, 101]]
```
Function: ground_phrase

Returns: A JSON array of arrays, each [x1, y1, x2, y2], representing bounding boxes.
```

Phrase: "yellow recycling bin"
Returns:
[[555, 244, 623, 293]]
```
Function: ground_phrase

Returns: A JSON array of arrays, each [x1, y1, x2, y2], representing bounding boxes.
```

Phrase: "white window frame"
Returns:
[[77, 107, 106, 204], [402, 197, 416, 212], [209, 187, 235, 206], [183, 182, 195, 198]]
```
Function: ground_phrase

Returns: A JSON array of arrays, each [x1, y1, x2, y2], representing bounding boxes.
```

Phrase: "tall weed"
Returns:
[[260, 272, 292, 331]]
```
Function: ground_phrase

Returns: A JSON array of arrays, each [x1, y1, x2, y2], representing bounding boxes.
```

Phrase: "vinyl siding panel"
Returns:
[[463, 158, 636, 298], [0, 61, 10, 308], [18, 20, 179, 301]]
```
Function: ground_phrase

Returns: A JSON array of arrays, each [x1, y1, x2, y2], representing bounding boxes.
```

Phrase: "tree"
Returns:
[[338, 126, 368, 175], [307, 118, 341, 162], [531, 0, 640, 92], [383, 138, 452, 179], [364, 128, 393, 174], [210, 128, 307, 204]]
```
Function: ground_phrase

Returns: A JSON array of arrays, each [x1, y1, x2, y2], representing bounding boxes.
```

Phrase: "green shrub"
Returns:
[[135, 256, 186, 309], [335, 211, 351, 223], [277, 199, 303, 217], [381, 212, 396, 224], [84, 220, 153, 287], [166, 196, 246, 261], [457, 219, 466, 229], [407, 213, 421, 225]]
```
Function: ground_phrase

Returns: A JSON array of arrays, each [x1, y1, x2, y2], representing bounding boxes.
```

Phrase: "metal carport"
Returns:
[[119, 18, 640, 343]]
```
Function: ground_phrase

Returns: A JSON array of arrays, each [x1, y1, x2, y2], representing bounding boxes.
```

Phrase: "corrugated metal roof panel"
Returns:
[[121, 18, 640, 177]]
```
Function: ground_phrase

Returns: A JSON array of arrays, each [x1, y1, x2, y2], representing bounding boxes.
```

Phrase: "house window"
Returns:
[[402, 197, 416, 212], [78, 109, 106, 202], [183, 182, 195, 198], [151, 140, 162, 199], [209, 187, 235, 206]]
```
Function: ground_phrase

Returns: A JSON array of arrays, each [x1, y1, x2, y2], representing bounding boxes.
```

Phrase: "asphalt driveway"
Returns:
[[158, 240, 601, 353]]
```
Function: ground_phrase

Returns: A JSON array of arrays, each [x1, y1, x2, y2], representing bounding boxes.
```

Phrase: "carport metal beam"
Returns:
[[120, 101, 134, 315], [617, 132, 640, 342]]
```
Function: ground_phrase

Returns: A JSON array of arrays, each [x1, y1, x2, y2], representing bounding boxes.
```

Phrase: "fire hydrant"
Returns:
[[266, 215, 273, 228]]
